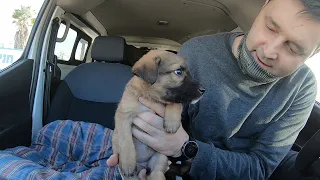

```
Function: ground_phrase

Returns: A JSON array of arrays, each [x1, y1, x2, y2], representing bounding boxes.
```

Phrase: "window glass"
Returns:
[[306, 53, 320, 102], [54, 24, 77, 61], [75, 38, 88, 61], [0, 0, 43, 71]]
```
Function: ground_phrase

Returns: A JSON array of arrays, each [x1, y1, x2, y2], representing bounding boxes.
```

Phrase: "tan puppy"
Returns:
[[112, 50, 205, 180]]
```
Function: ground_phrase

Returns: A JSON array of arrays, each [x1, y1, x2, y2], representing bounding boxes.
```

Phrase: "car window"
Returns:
[[306, 53, 320, 102], [54, 24, 78, 61], [0, 0, 43, 72], [54, 23, 92, 65], [75, 38, 89, 61]]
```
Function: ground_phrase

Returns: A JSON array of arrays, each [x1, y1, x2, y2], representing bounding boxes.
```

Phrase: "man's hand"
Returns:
[[106, 154, 118, 166], [132, 97, 189, 157]]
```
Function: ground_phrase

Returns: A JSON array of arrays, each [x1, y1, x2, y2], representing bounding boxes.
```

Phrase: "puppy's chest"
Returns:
[[133, 105, 157, 171], [134, 104, 156, 149]]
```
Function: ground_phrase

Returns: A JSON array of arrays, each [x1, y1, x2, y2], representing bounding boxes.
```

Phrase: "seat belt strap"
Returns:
[[43, 17, 60, 120]]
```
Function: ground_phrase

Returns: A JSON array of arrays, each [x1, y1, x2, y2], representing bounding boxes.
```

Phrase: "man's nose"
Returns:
[[263, 38, 282, 60]]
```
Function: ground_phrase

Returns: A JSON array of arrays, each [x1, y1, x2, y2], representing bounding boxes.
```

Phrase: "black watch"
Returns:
[[178, 137, 199, 161]]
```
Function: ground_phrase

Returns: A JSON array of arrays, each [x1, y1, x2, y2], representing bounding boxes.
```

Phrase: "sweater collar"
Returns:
[[233, 34, 280, 84]]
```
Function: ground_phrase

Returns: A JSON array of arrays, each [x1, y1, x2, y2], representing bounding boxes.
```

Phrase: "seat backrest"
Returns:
[[123, 44, 148, 66], [46, 36, 132, 129]]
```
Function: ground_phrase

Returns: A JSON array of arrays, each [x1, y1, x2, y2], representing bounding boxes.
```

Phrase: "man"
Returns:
[[108, 0, 320, 179]]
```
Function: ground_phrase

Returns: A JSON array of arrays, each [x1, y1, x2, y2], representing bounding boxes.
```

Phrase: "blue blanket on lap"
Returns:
[[0, 120, 122, 180]]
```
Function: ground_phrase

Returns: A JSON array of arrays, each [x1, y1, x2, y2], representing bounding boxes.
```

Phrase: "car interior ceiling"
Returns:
[[57, 0, 246, 44]]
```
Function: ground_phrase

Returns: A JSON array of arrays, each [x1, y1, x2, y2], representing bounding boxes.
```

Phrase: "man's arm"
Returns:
[[187, 74, 317, 180], [181, 103, 191, 135]]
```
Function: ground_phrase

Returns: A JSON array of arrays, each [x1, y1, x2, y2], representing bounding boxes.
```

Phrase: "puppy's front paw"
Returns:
[[148, 171, 166, 180], [164, 120, 181, 133], [119, 153, 137, 178]]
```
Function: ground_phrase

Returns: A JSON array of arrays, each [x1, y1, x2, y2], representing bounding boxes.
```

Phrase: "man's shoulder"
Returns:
[[178, 32, 241, 59], [181, 32, 242, 48], [292, 64, 317, 86], [300, 64, 317, 93], [177, 32, 242, 79], [282, 64, 317, 101]]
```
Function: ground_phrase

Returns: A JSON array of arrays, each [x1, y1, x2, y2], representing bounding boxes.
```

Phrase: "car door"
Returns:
[[294, 103, 320, 150], [0, 0, 53, 150]]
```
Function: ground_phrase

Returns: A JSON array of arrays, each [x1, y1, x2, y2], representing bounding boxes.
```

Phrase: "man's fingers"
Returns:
[[138, 169, 147, 180], [133, 117, 162, 136], [138, 111, 164, 130], [132, 126, 156, 146], [139, 97, 165, 117], [107, 154, 118, 167]]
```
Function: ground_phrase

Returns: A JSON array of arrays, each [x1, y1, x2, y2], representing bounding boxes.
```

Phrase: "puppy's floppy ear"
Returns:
[[132, 56, 161, 84]]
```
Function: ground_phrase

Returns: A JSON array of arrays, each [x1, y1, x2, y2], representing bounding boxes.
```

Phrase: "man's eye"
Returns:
[[266, 25, 275, 32], [288, 46, 298, 55], [286, 43, 300, 56]]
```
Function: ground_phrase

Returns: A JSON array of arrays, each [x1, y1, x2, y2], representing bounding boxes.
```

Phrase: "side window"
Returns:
[[75, 38, 89, 61], [0, 3, 42, 72], [54, 22, 92, 65], [306, 53, 320, 102], [54, 24, 77, 61]]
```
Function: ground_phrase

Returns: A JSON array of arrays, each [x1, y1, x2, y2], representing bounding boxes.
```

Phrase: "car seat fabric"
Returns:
[[45, 36, 133, 130], [0, 120, 122, 180], [46, 62, 132, 130], [91, 36, 125, 63]]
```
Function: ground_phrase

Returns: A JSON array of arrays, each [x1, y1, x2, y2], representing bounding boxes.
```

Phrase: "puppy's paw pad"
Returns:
[[164, 120, 180, 133], [119, 165, 137, 178], [119, 154, 137, 178]]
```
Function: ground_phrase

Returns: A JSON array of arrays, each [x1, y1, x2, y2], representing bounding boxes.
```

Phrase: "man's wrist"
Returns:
[[175, 136, 199, 161], [172, 134, 189, 158]]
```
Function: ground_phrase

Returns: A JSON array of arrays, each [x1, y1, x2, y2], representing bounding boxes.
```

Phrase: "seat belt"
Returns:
[[43, 17, 60, 120]]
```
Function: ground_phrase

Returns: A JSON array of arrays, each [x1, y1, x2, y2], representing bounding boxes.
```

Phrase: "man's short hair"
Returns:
[[300, 0, 320, 22]]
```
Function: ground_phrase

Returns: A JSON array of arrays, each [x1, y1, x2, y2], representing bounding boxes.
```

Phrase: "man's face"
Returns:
[[246, 0, 320, 77]]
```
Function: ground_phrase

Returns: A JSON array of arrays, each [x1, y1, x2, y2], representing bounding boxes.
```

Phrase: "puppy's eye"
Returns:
[[174, 69, 183, 76]]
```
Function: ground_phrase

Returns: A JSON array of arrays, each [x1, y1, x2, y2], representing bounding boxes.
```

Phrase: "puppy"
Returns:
[[112, 50, 204, 180]]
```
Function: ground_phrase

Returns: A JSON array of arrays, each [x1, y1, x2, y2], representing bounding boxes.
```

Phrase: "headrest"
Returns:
[[91, 36, 125, 62]]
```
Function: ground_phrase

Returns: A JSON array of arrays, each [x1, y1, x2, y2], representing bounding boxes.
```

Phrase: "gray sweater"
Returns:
[[178, 32, 317, 180]]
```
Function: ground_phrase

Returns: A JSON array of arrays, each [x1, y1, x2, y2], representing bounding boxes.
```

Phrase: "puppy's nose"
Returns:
[[199, 87, 205, 94]]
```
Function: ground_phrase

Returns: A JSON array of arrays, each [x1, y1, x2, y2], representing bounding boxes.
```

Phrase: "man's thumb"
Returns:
[[107, 154, 119, 167], [138, 169, 147, 180]]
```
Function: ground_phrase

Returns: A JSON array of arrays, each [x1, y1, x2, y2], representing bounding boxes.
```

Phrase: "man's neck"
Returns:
[[232, 35, 244, 57]]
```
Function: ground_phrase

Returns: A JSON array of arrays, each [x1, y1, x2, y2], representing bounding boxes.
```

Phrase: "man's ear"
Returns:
[[132, 56, 161, 84]]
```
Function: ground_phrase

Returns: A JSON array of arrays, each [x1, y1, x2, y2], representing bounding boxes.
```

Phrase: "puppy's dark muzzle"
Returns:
[[164, 76, 205, 103]]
